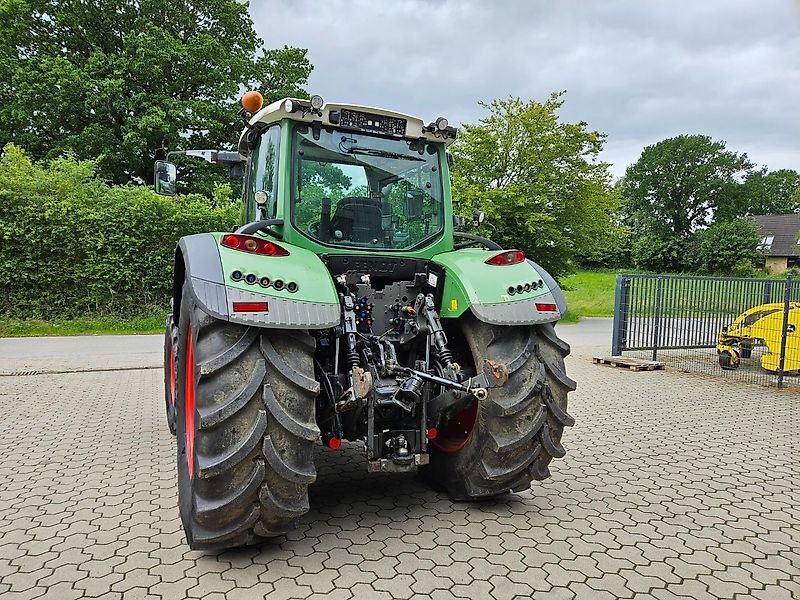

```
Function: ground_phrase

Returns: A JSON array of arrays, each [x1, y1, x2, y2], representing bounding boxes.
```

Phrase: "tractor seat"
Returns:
[[330, 197, 384, 243]]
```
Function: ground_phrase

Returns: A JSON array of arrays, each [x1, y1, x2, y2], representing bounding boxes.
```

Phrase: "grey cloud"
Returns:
[[251, 0, 800, 177]]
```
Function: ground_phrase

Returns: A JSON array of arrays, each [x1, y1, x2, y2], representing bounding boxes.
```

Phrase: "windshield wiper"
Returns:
[[345, 147, 424, 162]]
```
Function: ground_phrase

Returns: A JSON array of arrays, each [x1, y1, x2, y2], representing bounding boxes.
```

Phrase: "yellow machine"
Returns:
[[716, 302, 800, 373]]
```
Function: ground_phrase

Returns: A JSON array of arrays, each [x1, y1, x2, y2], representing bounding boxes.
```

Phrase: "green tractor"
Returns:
[[157, 92, 576, 551]]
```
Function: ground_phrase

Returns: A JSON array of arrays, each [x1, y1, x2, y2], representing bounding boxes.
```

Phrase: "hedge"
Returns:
[[0, 144, 239, 319]]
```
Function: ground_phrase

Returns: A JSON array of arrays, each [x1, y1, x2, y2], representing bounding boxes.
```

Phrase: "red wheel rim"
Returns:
[[168, 339, 177, 407], [184, 326, 196, 479], [431, 400, 478, 453]]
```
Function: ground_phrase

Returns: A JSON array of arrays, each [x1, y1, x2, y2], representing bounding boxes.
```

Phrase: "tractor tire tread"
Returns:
[[197, 360, 266, 428], [423, 315, 574, 500], [196, 410, 267, 478], [262, 436, 317, 483], [193, 461, 265, 518], [176, 285, 318, 551], [262, 384, 321, 441], [260, 335, 320, 394]]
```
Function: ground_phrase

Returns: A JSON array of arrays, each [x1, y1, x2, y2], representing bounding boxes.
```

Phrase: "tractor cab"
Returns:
[[157, 93, 457, 257]]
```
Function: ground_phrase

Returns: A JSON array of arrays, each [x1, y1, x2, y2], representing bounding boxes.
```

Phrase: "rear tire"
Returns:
[[164, 316, 178, 436], [175, 282, 320, 550], [423, 317, 576, 499]]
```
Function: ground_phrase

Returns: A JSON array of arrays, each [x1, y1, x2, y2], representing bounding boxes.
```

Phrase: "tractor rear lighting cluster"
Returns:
[[232, 301, 268, 313], [486, 250, 525, 266], [536, 303, 558, 312], [230, 270, 298, 293], [507, 279, 545, 296], [221, 234, 290, 257]]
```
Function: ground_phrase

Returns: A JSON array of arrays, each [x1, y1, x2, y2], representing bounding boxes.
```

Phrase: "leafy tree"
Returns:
[[450, 93, 617, 279], [0, 0, 312, 189], [688, 218, 762, 276], [717, 168, 800, 219], [630, 233, 688, 273], [576, 220, 632, 270], [621, 135, 752, 239]]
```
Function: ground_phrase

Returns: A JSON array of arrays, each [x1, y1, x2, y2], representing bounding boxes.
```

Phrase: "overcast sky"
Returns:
[[251, 0, 800, 178]]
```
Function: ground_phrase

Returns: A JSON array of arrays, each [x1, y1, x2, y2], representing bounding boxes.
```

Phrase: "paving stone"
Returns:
[[585, 573, 635, 598], [0, 334, 797, 600], [373, 573, 416, 599], [750, 584, 795, 600], [488, 575, 535, 600]]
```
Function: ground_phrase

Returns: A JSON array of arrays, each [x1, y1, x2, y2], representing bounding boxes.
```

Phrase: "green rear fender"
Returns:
[[174, 233, 339, 329], [432, 249, 567, 325]]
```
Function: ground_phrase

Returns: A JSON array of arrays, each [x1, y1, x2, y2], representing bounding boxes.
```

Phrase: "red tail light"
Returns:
[[485, 250, 525, 266], [232, 301, 269, 313], [536, 303, 558, 312], [221, 234, 289, 257]]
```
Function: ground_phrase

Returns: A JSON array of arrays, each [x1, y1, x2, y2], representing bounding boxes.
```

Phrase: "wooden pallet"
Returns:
[[593, 356, 664, 372]]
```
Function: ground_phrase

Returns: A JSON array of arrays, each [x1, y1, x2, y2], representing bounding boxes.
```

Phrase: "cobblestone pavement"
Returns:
[[0, 326, 798, 599]]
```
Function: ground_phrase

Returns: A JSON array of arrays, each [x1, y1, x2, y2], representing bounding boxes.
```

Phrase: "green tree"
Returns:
[[630, 233, 688, 273], [688, 218, 762, 276], [621, 135, 752, 239], [0, 0, 312, 188], [450, 93, 618, 279], [718, 168, 800, 219]]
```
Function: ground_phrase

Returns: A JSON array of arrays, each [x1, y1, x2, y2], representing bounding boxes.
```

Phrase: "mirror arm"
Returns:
[[236, 219, 284, 237], [165, 150, 242, 165], [453, 232, 502, 251]]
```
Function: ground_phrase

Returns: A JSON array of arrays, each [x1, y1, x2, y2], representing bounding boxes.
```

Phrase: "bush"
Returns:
[[688, 218, 762, 276], [631, 233, 688, 273], [575, 223, 632, 270], [0, 145, 239, 319]]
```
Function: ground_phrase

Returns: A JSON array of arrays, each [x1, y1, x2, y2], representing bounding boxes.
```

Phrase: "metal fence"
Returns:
[[612, 274, 799, 388]]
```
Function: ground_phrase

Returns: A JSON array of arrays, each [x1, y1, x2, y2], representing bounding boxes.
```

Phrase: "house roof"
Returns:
[[750, 214, 800, 257]]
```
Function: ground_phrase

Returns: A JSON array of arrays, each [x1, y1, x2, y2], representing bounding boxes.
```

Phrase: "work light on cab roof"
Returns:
[[153, 91, 574, 552]]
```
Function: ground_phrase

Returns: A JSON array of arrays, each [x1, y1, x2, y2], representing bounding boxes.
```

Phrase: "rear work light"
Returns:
[[485, 250, 525, 266], [536, 303, 558, 312], [221, 234, 289, 257]]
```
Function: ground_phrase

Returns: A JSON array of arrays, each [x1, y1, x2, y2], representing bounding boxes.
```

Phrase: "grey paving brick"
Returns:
[[0, 332, 797, 600]]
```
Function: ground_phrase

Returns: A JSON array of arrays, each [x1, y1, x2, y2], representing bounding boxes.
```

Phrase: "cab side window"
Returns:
[[243, 125, 281, 221]]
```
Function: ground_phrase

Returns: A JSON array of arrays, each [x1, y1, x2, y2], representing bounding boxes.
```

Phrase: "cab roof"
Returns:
[[238, 97, 457, 156]]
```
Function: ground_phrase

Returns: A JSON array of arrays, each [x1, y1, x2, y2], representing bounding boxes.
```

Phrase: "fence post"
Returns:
[[652, 276, 664, 361], [776, 275, 792, 388], [611, 275, 629, 356], [762, 279, 773, 305]]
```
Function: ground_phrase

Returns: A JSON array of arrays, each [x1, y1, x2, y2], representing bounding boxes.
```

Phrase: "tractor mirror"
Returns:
[[446, 152, 454, 167], [154, 160, 177, 196], [229, 162, 243, 181]]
